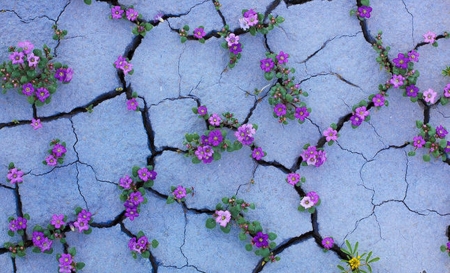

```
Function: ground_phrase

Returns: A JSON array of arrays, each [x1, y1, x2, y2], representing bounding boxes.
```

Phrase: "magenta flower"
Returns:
[[197, 105, 208, 116], [202, 155, 214, 164], [322, 237, 334, 250], [114, 56, 126, 69], [203, 145, 213, 157], [393, 53, 409, 69], [208, 129, 223, 147], [350, 114, 362, 127], [64, 68, 74, 82], [16, 217, 27, 230], [36, 87, 50, 102], [208, 113, 221, 126], [243, 9, 257, 19], [119, 175, 133, 189], [229, 43, 242, 54], [252, 147, 264, 160], [444, 83, 450, 98], [276, 51, 289, 64], [127, 98, 138, 111], [30, 118, 42, 130], [111, 6, 124, 19], [18, 41, 34, 54], [244, 9, 258, 27], [423, 31, 436, 44], [225, 33, 239, 47], [315, 150, 327, 167], [274, 103, 286, 116], [301, 146, 317, 161], [138, 167, 151, 181], [406, 84, 419, 97], [445, 142, 450, 153], [372, 93, 385, 107], [355, 106, 369, 119], [252, 232, 269, 248], [125, 207, 139, 221], [129, 191, 144, 206], [78, 209, 92, 222], [436, 125, 448, 138], [294, 106, 309, 121], [235, 124, 256, 145], [32, 231, 45, 247], [137, 235, 148, 249], [260, 58, 274, 72], [52, 143, 67, 158], [51, 214, 65, 229], [9, 51, 24, 65], [423, 88, 437, 103], [195, 146, 207, 160], [54, 68, 73, 83], [45, 155, 57, 166], [73, 219, 89, 232], [154, 11, 164, 22], [9, 219, 18, 232], [27, 53, 39, 67], [390, 74, 404, 88], [39, 237, 52, 252], [357, 5, 372, 18], [173, 185, 187, 199], [413, 135, 425, 148], [126, 8, 139, 21], [323, 127, 338, 142], [193, 27, 206, 39], [122, 61, 133, 74], [286, 173, 300, 186], [59, 254, 73, 266], [408, 50, 419, 62], [7, 168, 24, 184], [306, 191, 319, 204], [215, 210, 231, 227], [22, 83, 34, 96]]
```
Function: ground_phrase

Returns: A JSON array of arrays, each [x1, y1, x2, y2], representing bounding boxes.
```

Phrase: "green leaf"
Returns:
[[423, 154, 431, 162], [33, 247, 41, 253], [192, 157, 201, 164], [264, 71, 274, 81], [268, 232, 277, 240], [440, 138, 448, 148], [152, 239, 159, 248], [8, 230, 14, 237], [84, 228, 92, 235], [132, 166, 139, 177], [166, 196, 175, 204], [181, 37, 187, 43], [220, 225, 231, 234], [205, 218, 216, 229], [245, 244, 253, 251], [415, 120, 423, 128], [239, 232, 247, 241], [269, 241, 276, 249], [76, 262, 85, 270], [213, 152, 221, 161], [141, 250, 150, 258], [407, 151, 415, 156], [144, 181, 154, 188], [84, 0, 92, 4]]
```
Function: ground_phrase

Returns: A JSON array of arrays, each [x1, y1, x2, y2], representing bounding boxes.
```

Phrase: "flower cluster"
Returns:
[[114, 55, 134, 75], [71, 208, 93, 233], [239, 9, 284, 36], [184, 106, 264, 164], [258, 51, 311, 124], [6, 162, 24, 184], [118, 166, 157, 221], [298, 191, 321, 213], [285, 172, 306, 187], [0, 41, 73, 107], [338, 240, 379, 273], [128, 231, 159, 259], [8, 215, 28, 237], [57, 249, 85, 273], [166, 185, 193, 204], [349, 103, 371, 128], [43, 139, 67, 166], [179, 25, 207, 43], [219, 29, 243, 69], [110, 5, 153, 37], [300, 144, 327, 167], [32, 230, 53, 253], [408, 121, 450, 162], [206, 196, 279, 263]]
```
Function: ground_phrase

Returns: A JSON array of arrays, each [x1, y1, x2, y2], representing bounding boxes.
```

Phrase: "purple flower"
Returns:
[[406, 84, 419, 97], [436, 125, 448, 138], [323, 127, 338, 142], [59, 254, 73, 266], [78, 209, 92, 222], [243, 9, 257, 19], [9, 219, 18, 232], [208, 113, 221, 126], [215, 210, 231, 227], [51, 214, 65, 229], [423, 88, 437, 104], [73, 219, 89, 232], [125, 207, 139, 220], [129, 191, 144, 206], [39, 237, 52, 252], [127, 98, 138, 111], [52, 143, 67, 158], [413, 135, 425, 148], [36, 87, 50, 102], [322, 237, 334, 250], [27, 53, 39, 67], [195, 146, 207, 160], [138, 167, 151, 181], [114, 56, 126, 69], [357, 5, 372, 18], [203, 145, 213, 157], [423, 31, 436, 44], [444, 83, 450, 98], [137, 235, 148, 249], [390, 74, 404, 88], [350, 114, 362, 127], [15, 217, 27, 230], [128, 237, 137, 251], [372, 93, 385, 107], [393, 53, 409, 69], [229, 43, 242, 54], [408, 50, 419, 62], [306, 191, 319, 204], [63, 68, 73, 83], [274, 103, 286, 117], [260, 58, 274, 72], [244, 13, 258, 26], [173, 185, 187, 199], [444, 141, 450, 153], [225, 33, 239, 47], [242, 124, 256, 136], [315, 150, 327, 167], [202, 155, 214, 164], [45, 155, 57, 166], [154, 11, 164, 22], [355, 106, 369, 119], [111, 6, 124, 19], [122, 61, 133, 74], [30, 118, 42, 130], [294, 106, 309, 121], [119, 175, 133, 189], [148, 170, 157, 180], [9, 51, 24, 65], [54, 68, 68, 82], [301, 146, 317, 161], [276, 51, 289, 64], [208, 130, 223, 147], [59, 264, 73, 273], [197, 105, 208, 116], [124, 199, 136, 209], [252, 147, 264, 160], [126, 8, 139, 21], [286, 173, 300, 186], [18, 41, 34, 54], [193, 27, 206, 39], [7, 168, 24, 184], [32, 231, 45, 247], [252, 232, 269, 248], [22, 83, 34, 96]]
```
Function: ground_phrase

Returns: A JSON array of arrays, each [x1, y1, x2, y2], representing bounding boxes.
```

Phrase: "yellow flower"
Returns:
[[348, 256, 361, 270]]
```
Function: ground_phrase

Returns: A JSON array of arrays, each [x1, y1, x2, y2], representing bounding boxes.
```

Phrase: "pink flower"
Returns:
[[7, 168, 24, 184], [126, 8, 138, 21], [300, 196, 314, 209], [111, 6, 124, 19], [225, 33, 239, 47], [73, 219, 89, 232], [45, 155, 57, 166], [423, 31, 436, 44], [323, 127, 338, 142], [215, 210, 231, 227], [31, 118, 42, 130], [18, 41, 34, 54], [389, 74, 404, 88], [423, 88, 437, 104], [27, 53, 40, 67], [127, 98, 138, 111]]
